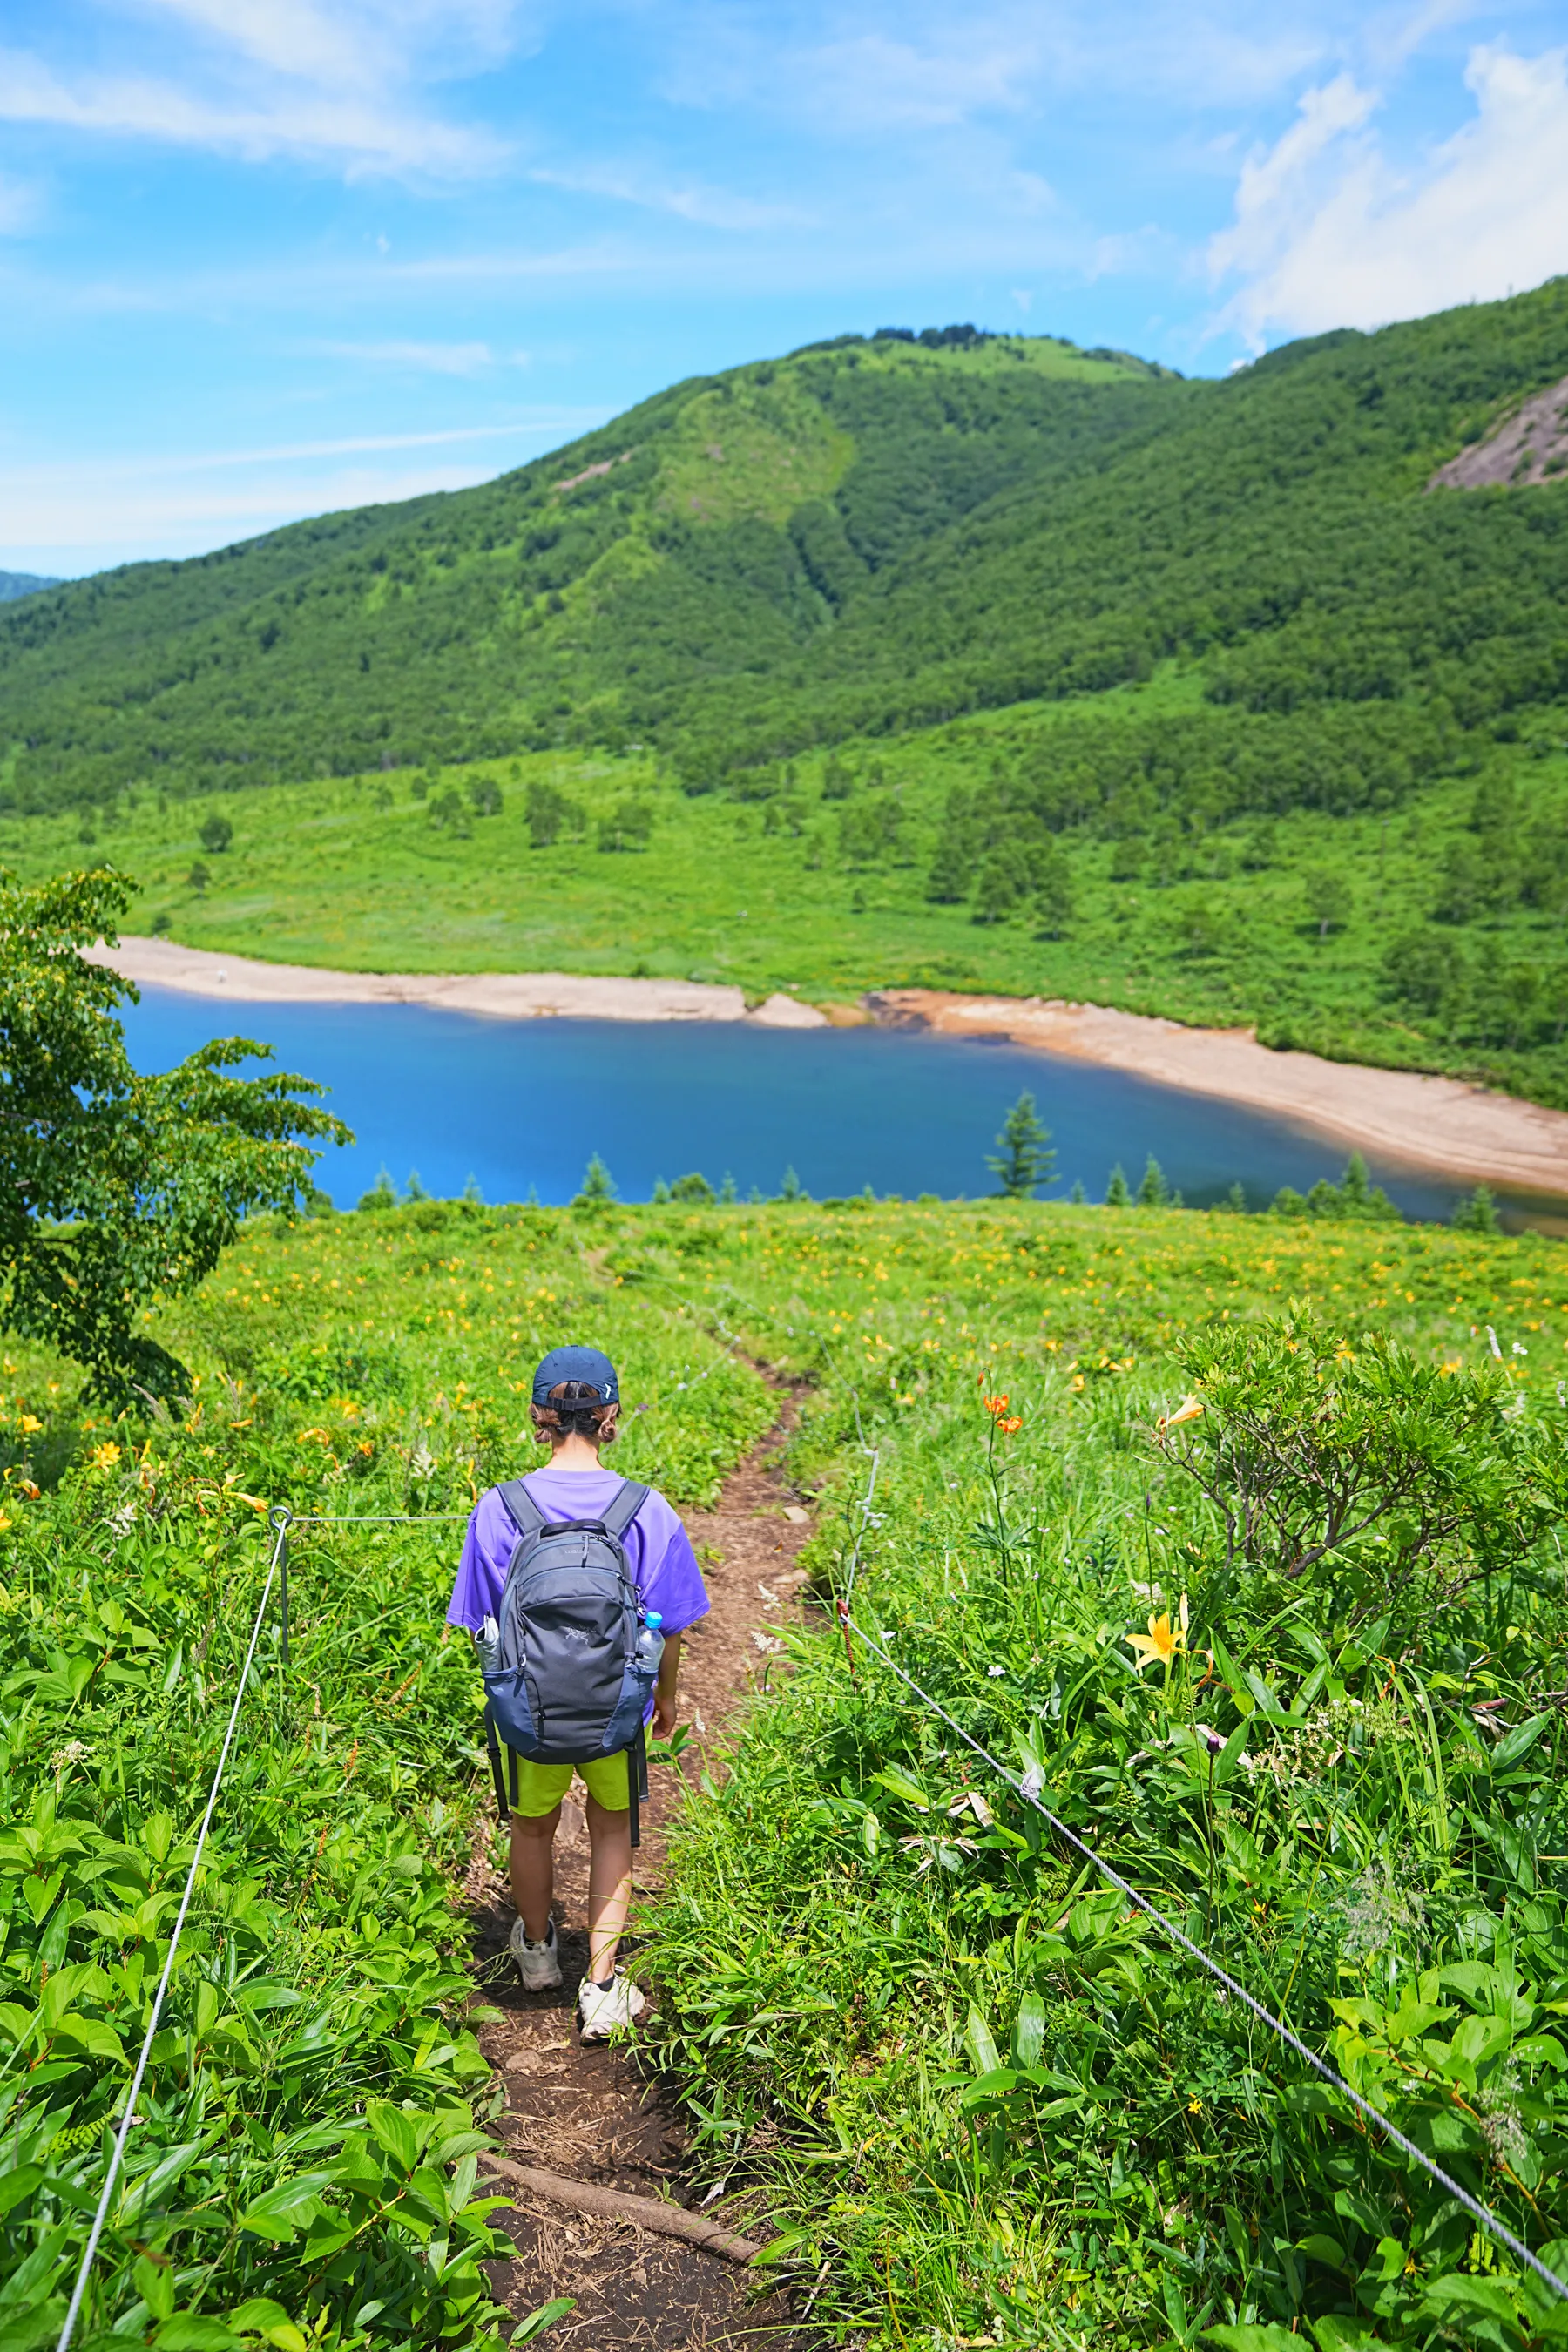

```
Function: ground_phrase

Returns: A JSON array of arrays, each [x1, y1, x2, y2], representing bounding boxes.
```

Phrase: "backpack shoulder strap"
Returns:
[[497, 1479, 547, 1542], [600, 1480, 650, 1542]]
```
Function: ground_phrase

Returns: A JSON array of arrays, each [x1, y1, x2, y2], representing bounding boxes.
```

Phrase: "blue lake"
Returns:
[[118, 983, 1511, 1226]]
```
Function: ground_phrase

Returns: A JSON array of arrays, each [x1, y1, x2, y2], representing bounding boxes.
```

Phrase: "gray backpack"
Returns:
[[479, 1477, 661, 1847]]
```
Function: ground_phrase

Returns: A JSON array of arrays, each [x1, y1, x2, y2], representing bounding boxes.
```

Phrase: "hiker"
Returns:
[[447, 1345, 708, 2039]]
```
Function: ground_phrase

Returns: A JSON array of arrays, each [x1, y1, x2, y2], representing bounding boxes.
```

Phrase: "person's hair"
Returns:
[[533, 1380, 618, 1443]]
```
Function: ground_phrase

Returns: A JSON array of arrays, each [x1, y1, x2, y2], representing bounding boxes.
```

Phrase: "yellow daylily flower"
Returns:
[[1128, 1610, 1185, 1672], [1157, 1395, 1205, 1432]]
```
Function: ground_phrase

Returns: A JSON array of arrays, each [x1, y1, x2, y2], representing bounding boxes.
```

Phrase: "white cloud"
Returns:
[[529, 160, 808, 231], [314, 338, 507, 372], [1209, 43, 1568, 348], [136, 0, 524, 86], [787, 31, 1037, 131], [0, 406, 607, 573], [0, 0, 531, 179], [0, 43, 510, 176]]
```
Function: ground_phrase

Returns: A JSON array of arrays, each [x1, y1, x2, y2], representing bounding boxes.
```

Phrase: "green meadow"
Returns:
[[8, 666, 1567, 1106], [3, 1188, 1568, 2347]]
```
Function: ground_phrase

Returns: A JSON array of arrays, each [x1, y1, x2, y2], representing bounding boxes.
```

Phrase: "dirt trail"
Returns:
[[467, 1402, 818, 2349]]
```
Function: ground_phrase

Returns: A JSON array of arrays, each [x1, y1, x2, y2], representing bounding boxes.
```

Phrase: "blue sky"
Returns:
[[4, 0, 1568, 578]]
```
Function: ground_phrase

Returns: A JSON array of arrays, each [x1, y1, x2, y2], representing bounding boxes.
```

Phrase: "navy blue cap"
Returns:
[[531, 1345, 619, 1409]]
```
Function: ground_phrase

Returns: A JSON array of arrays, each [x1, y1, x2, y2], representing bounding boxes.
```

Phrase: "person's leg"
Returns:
[[584, 1793, 633, 1983], [510, 1802, 562, 1940]]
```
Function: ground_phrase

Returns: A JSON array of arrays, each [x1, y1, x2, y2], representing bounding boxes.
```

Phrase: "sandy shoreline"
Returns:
[[875, 990, 1568, 1199], [90, 938, 1568, 1199], [89, 936, 829, 1029]]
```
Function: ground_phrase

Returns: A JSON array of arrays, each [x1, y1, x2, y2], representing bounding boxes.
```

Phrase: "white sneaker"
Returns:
[[578, 1970, 645, 2041], [509, 1916, 563, 1991]]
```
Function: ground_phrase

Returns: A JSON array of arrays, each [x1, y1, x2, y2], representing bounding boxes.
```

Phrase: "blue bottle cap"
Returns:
[[645, 1612, 664, 1630]]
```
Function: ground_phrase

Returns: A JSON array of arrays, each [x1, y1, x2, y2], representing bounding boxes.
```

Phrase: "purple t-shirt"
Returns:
[[446, 1467, 709, 1642]]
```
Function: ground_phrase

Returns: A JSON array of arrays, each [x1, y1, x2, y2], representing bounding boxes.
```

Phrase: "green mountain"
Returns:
[[0, 570, 61, 605], [0, 329, 1174, 809], [4, 291, 1568, 1117], [3, 293, 1568, 821]]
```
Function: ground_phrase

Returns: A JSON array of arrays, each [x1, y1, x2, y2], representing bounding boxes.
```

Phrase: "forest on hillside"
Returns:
[[3, 287, 1566, 821]]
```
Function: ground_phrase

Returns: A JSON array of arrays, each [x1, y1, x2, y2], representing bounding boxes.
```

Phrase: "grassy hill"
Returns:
[[0, 328, 1168, 809], [4, 292, 1568, 1106], [6, 664, 1567, 1110], [4, 1189, 1566, 2346]]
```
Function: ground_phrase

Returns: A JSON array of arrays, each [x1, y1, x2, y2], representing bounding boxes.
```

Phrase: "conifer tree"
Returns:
[[986, 1093, 1057, 1197], [575, 1153, 617, 1204], [1137, 1155, 1170, 1206]]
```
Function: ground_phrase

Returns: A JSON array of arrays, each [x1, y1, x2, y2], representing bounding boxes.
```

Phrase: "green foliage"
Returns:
[[0, 1200, 779, 2351], [1455, 1184, 1503, 1235], [572, 1153, 617, 1206], [1137, 1153, 1171, 1206], [986, 1093, 1057, 1199], [3, 1187, 1565, 2349], [0, 869, 348, 1402], [583, 1198, 1568, 2349], [1303, 866, 1353, 938], [1270, 1154, 1401, 1225]]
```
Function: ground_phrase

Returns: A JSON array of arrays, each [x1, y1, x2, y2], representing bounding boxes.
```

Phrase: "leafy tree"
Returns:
[[971, 855, 1017, 925], [358, 1168, 399, 1211], [199, 812, 233, 855], [986, 1093, 1057, 1198], [525, 779, 571, 848], [1033, 838, 1075, 938], [838, 794, 902, 867], [0, 868, 348, 1402], [1105, 1164, 1132, 1206], [187, 860, 211, 893], [668, 1171, 715, 1202], [429, 786, 469, 835], [1301, 866, 1352, 938], [468, 776, 504, 816], [597, 798, 654, 852], [1382, 929, 1461, 1024]]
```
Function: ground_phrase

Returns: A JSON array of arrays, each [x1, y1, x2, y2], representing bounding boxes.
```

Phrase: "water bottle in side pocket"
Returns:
[[634, 1612, 665, 1709]]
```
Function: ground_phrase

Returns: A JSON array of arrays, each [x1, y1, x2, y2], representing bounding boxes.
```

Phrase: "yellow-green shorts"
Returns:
[[507, 1750, 631, 1817]]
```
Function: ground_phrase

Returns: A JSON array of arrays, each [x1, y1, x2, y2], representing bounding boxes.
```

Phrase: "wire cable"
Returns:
[[55, 1509, 294, 2352], [844, 1607, 1568, 2309]]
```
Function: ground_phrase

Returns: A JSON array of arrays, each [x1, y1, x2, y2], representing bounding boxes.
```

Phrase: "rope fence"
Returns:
[[54, 1347, 1568, 2329], [55, 1511, 294, 2352], [833, 1565, 1568, 2308]]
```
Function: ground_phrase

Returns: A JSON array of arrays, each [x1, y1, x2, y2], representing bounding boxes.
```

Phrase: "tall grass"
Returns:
[[3, 1193, 1565, 2348], [639, 1221, 1568, 2349]]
